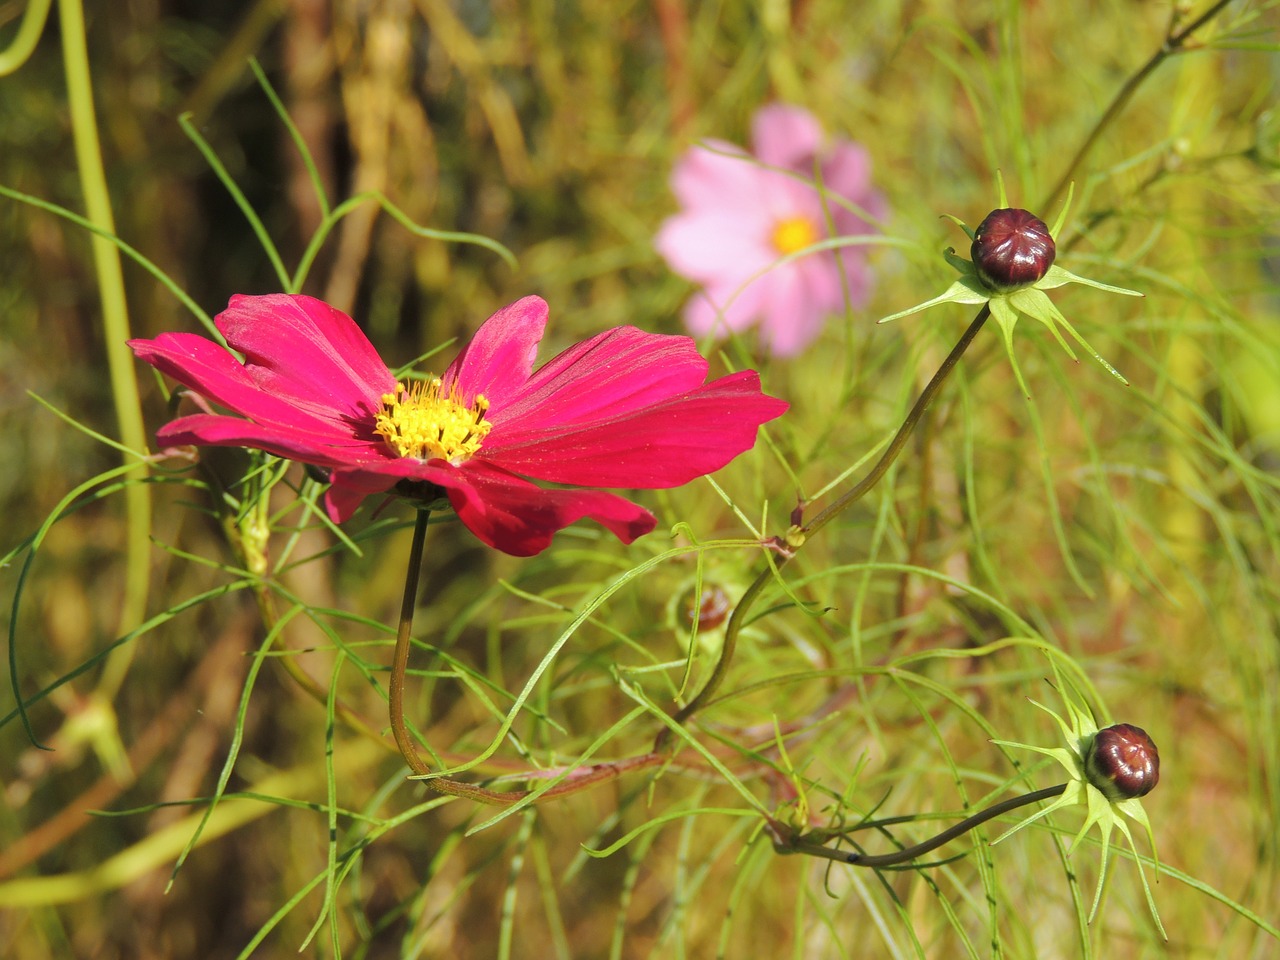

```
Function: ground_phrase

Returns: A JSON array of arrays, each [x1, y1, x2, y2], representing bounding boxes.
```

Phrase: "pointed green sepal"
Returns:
[[1038, 265, 1143, 297], [875, 276, 988, 324], [941, 213, 976, 241]]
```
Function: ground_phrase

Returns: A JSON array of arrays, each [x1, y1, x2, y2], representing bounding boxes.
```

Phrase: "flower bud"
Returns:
[[1085, 723, 1160, 801], [970, 208, 1056, 291], [684, 584, 733, 631]]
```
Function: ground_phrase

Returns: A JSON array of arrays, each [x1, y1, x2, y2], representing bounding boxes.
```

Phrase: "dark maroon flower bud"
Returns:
[[970, 208, 1056, 291], [684, 584, 733, 631], [1085, 723, 1160, 801]]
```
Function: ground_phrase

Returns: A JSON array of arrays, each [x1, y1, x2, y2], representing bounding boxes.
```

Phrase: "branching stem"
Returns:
[[663, 304, 991, 740], [1042, 0, 1236, 211]]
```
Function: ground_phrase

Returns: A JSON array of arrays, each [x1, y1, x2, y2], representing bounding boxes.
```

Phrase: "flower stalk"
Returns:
[[389, 509, 434, 777], [774, 784, 1068, 867]]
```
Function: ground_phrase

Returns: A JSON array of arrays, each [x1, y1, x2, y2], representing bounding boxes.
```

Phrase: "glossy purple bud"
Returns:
[[1085, 723, 1160, 801], [970, 208, 1056, 291]]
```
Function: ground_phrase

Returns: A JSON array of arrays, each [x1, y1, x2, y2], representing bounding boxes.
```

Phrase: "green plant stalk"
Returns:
[[664, 304, 991, 735], [0, 0, 53, 75], [58, 0, 151, 700], [777, 784, 1068, 867]]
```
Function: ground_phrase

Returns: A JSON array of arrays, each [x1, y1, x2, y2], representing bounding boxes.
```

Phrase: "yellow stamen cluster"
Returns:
[[374, 377, 491, 462], [770, 215, 820, 255]]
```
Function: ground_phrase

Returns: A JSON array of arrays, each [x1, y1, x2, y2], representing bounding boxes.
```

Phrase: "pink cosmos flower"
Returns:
[[655, 103, 885, 356], [129, 294, 788, 556]]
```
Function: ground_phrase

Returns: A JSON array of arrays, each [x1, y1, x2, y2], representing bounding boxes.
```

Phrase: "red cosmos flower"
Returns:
[[130, 294, 788, 556]]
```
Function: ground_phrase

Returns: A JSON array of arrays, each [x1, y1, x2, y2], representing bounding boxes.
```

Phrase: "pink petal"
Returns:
[[216, 294, 396, 422], [480, 370, 788, 488], [654, 210, 774, 283], [681, 278, 770, 340], [130, 333, 353, 435], [669, 143, 773, 212], [486, 326, 712, 433], [752, 103, 824, 170], [834, 253, 873, 308], [820, 142, 876, 210], [755, 264, 831, 357], [442, 296, 546, 409], [447, 460, 657, 556]]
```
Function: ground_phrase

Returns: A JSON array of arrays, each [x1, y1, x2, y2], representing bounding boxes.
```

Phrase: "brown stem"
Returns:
[[778, 783, 1068, 867], [389, 508, 434, 776], [1041, 0, 1236, 212]]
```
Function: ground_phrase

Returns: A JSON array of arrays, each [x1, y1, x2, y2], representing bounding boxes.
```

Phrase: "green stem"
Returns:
[[1042, 0, 1236, 212], [58, 0, 152, 700], [390, 509, 434, 777], [0, 0, 53, 76], [662, 304, 990, 739], [780, 783, 1068, 867]]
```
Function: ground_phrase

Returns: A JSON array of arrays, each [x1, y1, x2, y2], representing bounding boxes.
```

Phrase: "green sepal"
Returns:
[[988, 296, 1033, 398], [940, 214, 976, 241], [1007, 287, 1130, 385], [875, 275, 988, 324], [1038, 264, 1143, 297], [943, 245, 978, 275]]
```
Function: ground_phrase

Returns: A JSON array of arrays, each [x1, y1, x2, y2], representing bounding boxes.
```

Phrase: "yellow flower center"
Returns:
[[374, 377, 492, 462], [770, 215, 819, 255]]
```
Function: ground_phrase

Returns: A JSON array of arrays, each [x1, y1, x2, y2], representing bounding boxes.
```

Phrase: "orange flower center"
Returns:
[[770, 215, 819, 255], [374, 378, 491, 462]]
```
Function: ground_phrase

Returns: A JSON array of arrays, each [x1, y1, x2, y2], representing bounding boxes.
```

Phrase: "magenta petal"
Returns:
[[324, 471, 401, 523], [326, 458, 485, 522], [442, 296, 546, 409], [216, 294, 396, 422], [157, 413, 389, 466], [487, 326, 711, 433], [129, 333, 351, 434], [482, 371, 788, 488], [323, 456, 495, 523], [447, 461, 656, 556]]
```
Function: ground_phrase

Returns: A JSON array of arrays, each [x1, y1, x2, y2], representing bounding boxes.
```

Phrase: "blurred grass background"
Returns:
[[2, 0, 1279, 957]]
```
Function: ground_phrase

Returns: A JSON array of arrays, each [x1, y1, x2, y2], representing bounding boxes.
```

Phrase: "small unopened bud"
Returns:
[[685, 584, 733, 631], [1085, 723, 1160, 801], [971, 208, 1056, 291]]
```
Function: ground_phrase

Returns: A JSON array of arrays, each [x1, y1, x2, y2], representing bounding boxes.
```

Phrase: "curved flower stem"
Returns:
[[0, 0, 53, 76], [390, 508, 435, 777], [662, 304, 991, 741], [801, 303, 990, 540], [1041, 0, 1235, 212], [777, 783, 1067, 867]]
